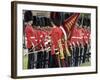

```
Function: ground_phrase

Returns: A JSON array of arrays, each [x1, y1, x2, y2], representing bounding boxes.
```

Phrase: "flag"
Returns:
[[63, 13, 80, 39]]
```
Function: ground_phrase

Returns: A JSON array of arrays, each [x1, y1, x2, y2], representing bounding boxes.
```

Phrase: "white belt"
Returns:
[[72, 36, 82, 39], [25, 37, 35, 40]]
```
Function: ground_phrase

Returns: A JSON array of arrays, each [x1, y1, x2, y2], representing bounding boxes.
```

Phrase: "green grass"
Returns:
[[23, 55, 28, 69], [80, 61, 91, 66]]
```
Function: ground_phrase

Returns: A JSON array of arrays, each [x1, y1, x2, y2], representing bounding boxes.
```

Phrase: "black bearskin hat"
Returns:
[[24, 11, 33, 22]]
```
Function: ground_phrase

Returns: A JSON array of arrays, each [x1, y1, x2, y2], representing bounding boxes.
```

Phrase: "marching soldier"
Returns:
[[82, 26, 91, 63], [76, 26, 84, 66], [86, 27, 91, 62], [36, 29, 44, 68], [50, 12, 72, 67], [59, 25, 71, 67], [50, 21, 71, 67], [82, 26, 87, 63], [68, 26, 80, 66], [24, 11, 38, 69], [62, 13, 80, 67], [50, 22, 63, 67]]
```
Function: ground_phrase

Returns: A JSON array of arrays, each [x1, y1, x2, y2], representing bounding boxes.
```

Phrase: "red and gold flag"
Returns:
[[63, 13, 80, 39]]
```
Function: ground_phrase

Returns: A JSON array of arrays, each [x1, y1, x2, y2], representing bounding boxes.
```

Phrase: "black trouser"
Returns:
[[71, 46, 76, 66], [48, 51, 52, 68], [74, 46, 79, 66], [48, 51, 58, 68], [48, 50, 59, 68], [82, 44, 87, 63], [63, 50, 71, 67], [63, 51, 68, 67], [85, 44, 91, 62], [28, 48, 36, 69], [79, 45, 83, 65], [66, 46, 74, 67], [67, 56, 72, 67], [50, 54, 59, 68], [68, 47, 73, 67], [43, 51, 49, 68], [36, 51, 44, 68]]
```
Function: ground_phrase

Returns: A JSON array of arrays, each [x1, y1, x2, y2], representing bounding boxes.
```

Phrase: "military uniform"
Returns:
[[36, 30, 49, 68], [24, 11, 39, 69], [68, 26, 82, 66], [25, 24, 38, 69], [50, 25, 68, 67], [82, 27, 91, 63]]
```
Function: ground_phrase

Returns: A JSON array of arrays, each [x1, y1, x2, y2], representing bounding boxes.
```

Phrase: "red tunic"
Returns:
[[37, 30, 47, 49], [69, 27, 86, 46], [25, 25, 38, 49], [50, 27, 63, 55], [69, 27, 78, 45], [51, 27, 63, 48], [83, 28, 90, 45], [76, 27, 84, 44]]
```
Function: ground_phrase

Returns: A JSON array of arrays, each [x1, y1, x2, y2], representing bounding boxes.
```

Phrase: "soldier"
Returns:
[[50, 21, 68, 67], [36, 29, 43, 68], [82, 26, 87, 63], [50, 22, 62, 67], [82, 26, 91, 63], [24, 11, 38, 69], [42, 18, 52, 68], [75, 26, 84, 66], [68, 26, 79, 66], [86, 26, 91, 62], [59, 26, 71, 67], [36, 18, 51, 68], [35, 19, 47, 68], [77, 27, 84, 65], [50, 11, 70, 67]]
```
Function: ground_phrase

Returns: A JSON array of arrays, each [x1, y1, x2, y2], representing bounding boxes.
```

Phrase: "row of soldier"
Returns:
[[24, 11, 91, 69]]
